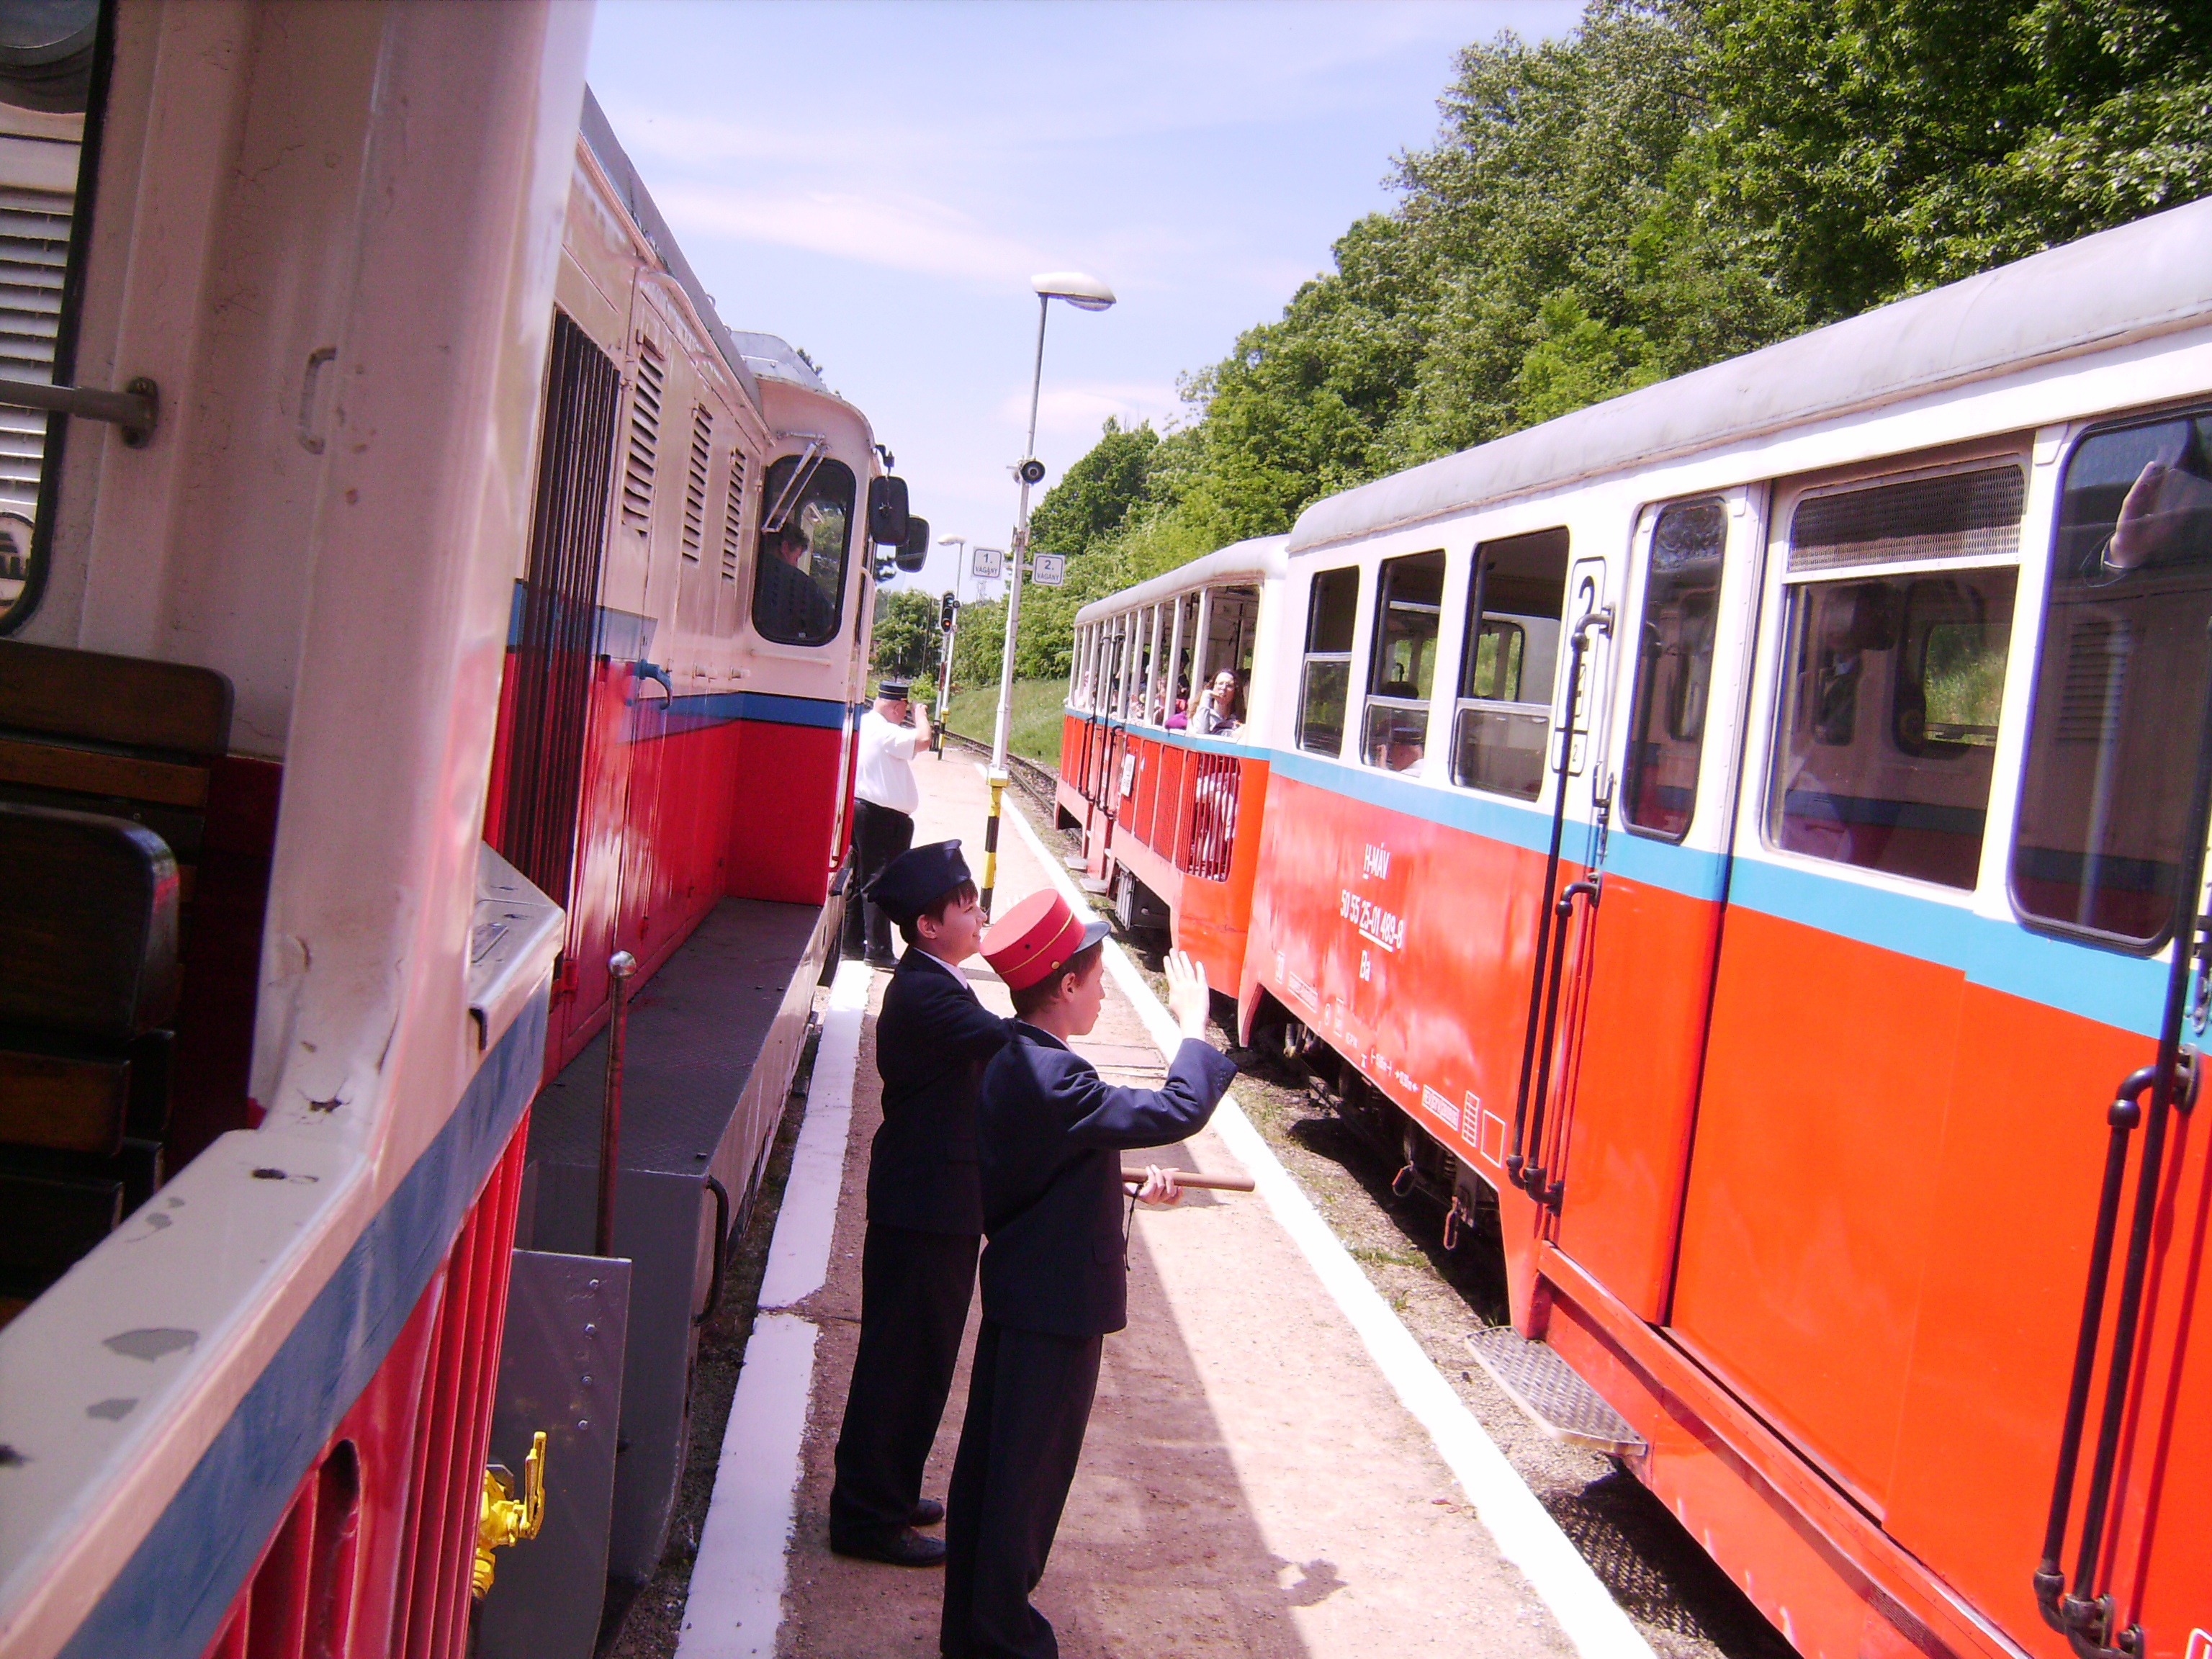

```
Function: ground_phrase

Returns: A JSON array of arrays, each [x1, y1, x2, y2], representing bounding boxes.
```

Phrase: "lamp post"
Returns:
[[980, 270, 1115, 914]]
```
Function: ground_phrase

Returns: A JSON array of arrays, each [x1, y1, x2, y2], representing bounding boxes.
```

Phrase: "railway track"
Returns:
[[936, 725, 1059, 814]]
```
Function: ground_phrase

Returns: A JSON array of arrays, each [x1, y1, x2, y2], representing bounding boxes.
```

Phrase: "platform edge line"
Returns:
[[991, 773, 1658, 1659], [672, 1313, 820, 1659], [757, 959, 870, 1310]]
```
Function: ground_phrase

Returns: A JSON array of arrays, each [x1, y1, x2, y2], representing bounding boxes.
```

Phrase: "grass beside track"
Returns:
[[937, 678, 1065, 765]]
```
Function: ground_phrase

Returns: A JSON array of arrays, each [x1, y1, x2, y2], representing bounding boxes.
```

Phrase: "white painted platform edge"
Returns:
[[995, 779, 1658, 1659], [672, 1313, 820, 1659], [757, 959, 871, 1310], [676, 956, 873, 1659]]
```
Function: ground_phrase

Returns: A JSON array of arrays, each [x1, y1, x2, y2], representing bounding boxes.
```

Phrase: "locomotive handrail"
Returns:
[[2033, 620, 2212, 1659], [1507, 607, 1611, 1197], [1521, 877, 1602, 1209]]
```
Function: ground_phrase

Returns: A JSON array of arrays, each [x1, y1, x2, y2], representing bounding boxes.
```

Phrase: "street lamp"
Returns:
[[980, 270, 1116, 914]]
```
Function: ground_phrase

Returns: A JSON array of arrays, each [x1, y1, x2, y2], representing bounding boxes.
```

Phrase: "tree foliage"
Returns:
[[991, 0, 2210, 681], [869, 588, 942, 680]]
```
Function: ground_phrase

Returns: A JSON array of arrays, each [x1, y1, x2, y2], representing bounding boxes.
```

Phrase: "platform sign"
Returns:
[[1032, 553, 1066, 587], [972, 547, 1004, 581]]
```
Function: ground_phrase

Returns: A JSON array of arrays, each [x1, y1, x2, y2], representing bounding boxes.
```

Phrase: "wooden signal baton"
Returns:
[[1121, 1168, 1255, 1192]]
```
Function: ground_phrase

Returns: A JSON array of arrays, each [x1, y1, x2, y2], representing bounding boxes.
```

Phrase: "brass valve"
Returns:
[[473, 1430, 547, 1598]]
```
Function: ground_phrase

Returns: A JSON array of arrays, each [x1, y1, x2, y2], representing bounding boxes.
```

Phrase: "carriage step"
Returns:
[[1464, 1326, 1647, 1457], [1064, 855, 1089, 871], [1078, 877, 1112, 895]]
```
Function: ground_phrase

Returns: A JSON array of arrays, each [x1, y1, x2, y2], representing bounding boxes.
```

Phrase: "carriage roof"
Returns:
[[1287, 195, 2212, 557], [1073, 534, 1287, 626]]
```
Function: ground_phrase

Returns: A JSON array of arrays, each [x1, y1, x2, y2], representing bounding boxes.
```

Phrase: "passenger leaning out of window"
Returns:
[[1196, 667, 1241, 735]]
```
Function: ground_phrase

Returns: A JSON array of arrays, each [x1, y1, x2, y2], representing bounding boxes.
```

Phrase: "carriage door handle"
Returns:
[[1518, 877, 1600, 1210]]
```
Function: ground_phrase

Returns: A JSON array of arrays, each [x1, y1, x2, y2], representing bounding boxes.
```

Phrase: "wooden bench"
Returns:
[[0, 803, 180, 1312], [0, 639, 229, 1321]]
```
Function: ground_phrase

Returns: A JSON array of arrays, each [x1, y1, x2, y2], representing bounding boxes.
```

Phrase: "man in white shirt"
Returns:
[[848, 677, 934, 966]]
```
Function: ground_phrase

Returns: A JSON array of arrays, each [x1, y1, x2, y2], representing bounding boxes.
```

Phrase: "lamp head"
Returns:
[[1031, 270, 1115, 312]]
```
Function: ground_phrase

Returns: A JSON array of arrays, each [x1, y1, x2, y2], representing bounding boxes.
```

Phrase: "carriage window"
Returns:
[[2013, 413, 2212, 946], [0, 0, 109, 632], [1363, 551, 1442, 772], [1766, 464, 2023, 889], [1624, 500, 1725, 840], [1298, 567, 1359, 755], [1453, 527, 1568, 801], [752, 454, 854, 646]]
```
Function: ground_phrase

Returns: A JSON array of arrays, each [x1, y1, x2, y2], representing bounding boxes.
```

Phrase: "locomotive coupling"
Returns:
[[474, 1430, 548, 1598]]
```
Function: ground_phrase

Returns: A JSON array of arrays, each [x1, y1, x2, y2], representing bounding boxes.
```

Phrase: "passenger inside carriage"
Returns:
[[1197, 667, 1242, 734]]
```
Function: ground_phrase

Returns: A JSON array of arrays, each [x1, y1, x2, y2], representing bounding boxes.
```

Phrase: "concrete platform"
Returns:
[[675, 751, 1653, 1659]]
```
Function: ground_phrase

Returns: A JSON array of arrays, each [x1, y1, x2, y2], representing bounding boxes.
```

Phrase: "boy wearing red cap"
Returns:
[[830, 840, 1013, 1567], [941, 890, 1237, 1659]]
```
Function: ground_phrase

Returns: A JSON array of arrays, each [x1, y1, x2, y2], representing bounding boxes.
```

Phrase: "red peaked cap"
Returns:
[[981, 889, 1107, 992]]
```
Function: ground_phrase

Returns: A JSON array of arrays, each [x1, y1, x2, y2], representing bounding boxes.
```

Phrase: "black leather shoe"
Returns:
[[830, 1527, 946, 1567], [909, 1497, 945, 1527], [864, 950, 899, 970]]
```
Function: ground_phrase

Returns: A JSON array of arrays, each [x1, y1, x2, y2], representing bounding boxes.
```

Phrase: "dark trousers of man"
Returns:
[[845, 797, 914, 960], [939, 1321, 1104, 1659], [829, 1223, 979, 1547]]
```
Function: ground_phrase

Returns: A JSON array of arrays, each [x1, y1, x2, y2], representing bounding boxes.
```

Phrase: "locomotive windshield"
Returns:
[[752, 452, 854, 646]]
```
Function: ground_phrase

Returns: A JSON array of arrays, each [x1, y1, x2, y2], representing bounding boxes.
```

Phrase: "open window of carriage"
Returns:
[[1452, 528, 1568, 800], [1362, 551, 1443, 773], [1622, 500, 1727, 840], [751, 449, 854, 646], [1298, 566, 1359, 755], [1192, 583, 1259, 731], [2013, 408, 2212, 948], [0, 0, 113, 633], [1765, 459, 2024, 889]]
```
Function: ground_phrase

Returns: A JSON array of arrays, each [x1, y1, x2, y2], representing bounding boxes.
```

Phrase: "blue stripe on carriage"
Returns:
[[1076, 716, 2172, 1040], [625, 689, 849, 737], [60, 988, 552, 1659]]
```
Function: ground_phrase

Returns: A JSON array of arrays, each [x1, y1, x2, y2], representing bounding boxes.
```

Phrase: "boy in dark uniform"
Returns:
[[941, 890, 1238, 1658], [830, 841, 1014, 1566]]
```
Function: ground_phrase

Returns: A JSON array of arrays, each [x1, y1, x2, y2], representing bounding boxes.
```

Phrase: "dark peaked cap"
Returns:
[[866, 840, 973, 925], [876, 678, 912, 701]]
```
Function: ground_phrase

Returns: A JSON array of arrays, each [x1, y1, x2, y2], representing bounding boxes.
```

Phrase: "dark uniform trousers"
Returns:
[[939, 1321, 1103, 1659], [828, 1222, 979, 1545], [940, 1028, 1238, 1659], [845, 797, 914, 958]]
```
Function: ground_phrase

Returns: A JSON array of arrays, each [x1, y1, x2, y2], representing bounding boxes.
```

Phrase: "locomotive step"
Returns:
[[1464, 1326, 1647, 1458]]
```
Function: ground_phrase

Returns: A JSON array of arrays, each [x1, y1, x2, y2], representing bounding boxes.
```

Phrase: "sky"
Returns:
[[585, 0, 1581, 603]]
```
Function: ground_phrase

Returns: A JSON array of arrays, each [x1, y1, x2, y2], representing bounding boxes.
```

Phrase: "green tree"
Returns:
[[1017, 0, 2211, 681], [869, 588, 941, 681]]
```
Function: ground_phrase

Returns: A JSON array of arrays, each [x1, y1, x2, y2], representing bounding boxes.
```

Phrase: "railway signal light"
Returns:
[[941, 592, 958, 629]]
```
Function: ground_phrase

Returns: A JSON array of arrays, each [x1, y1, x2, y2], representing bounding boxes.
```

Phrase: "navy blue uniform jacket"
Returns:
[[867, 948, 1015, 1235], [977, 1025, 1238, 1338]]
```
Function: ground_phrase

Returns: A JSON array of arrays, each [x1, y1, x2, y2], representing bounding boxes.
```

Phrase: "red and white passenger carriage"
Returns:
[[0, 6, 900, 1657], [1062, 203, 2212, 1659]]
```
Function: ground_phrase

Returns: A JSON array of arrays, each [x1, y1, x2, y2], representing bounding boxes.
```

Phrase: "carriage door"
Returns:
[[1548, 493, 1758, 1319]]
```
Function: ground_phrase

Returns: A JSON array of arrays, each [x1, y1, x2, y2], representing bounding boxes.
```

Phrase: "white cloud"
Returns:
[[654, 181, 1051, 286], [1003, 381, 1186, 444]]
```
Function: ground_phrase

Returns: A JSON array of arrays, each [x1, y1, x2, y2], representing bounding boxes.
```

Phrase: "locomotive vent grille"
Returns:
[[721, 454, 747, 581], [0, 183, 73, 515], [621, 343, 665, 527], [681, 404, 711, 561]]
